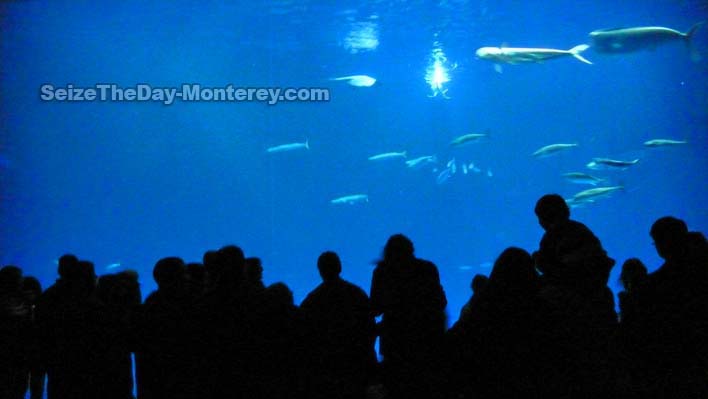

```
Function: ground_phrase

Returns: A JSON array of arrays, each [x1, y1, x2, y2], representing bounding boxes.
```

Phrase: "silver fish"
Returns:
[[572, 186, 624, 202], [331, 194, 369, 205], [266, 140, 309, 153], [562, 172, 606, 185], [450, 133, 488, 147], [586, 157, 639, 170], [405, 155, 437, 169], [368, 151, 407, 161], [643, 139, 687, 147], [533, 143, 578, 158]]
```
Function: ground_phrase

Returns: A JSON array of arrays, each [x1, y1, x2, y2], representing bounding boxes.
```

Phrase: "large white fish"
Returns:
[[475, 44, 592, 65], [590, 23, 705, 60], [368, 151, 407, 161], [532, 143, 578, 158], [643, 139, 687, 147], [331, 194, 369, 205], [329, 75, 377, 87], [266, 140, 309, 153], [586, 157, 639, 170]]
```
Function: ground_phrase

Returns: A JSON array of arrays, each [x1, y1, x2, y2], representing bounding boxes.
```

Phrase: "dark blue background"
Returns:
[[2, 0, 707, 320]]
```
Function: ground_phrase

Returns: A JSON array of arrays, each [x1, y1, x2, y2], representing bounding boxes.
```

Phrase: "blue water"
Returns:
[[1, 0, 707, 321]]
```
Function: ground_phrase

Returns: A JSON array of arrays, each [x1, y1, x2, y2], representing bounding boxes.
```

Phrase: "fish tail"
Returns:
[[685, 22, 706, 62], [305, 139, 309, 150], [569, 44, 593, 65]]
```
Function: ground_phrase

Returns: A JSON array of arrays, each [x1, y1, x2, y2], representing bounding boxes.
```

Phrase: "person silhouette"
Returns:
[[370, 234, 447, 399]]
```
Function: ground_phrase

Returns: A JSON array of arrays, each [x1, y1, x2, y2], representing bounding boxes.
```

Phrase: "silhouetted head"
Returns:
[[57, 254, 79, 279], [535, 194, 570, 231], [0, 265, 23, 294], [650, 216, 689, 261], [619, 258, 647, 291], [153, 257, 185, 290], [219, 245, 246, 285], [471, 274, 489, 293], [186, 262, 206, 284], [99, 271, 141, 307], [266, 282, 294, 307], [489, 247, 537, 293], [97, 274, 119, 303], [383, 234, 415, 263], [202, 250, 222, 285], [64, 260, 97, 296], [317, 251, 342, 282], [244, 257, 263, 283], [79, 260, 96, 280], [687, 231, 708, 258], [22, 276, 42, 300]]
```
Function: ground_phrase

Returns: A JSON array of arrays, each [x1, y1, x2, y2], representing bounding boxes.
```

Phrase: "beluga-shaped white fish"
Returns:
[[476, 44, 593, 65], [329, 75, 377, 87]]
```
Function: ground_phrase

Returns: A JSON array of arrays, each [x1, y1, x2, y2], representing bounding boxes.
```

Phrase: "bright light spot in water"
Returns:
[[425, 42, 456, 98]]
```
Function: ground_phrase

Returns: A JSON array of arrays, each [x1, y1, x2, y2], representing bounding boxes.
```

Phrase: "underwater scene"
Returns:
[[2, 0, 708, 321]]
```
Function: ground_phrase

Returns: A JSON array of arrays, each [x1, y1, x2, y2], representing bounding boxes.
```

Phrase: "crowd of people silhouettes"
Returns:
[[1, 194, 707, 399]]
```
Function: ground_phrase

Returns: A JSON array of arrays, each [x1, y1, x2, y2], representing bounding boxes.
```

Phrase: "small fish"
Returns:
[[436, 168, 452, 184], [475, 44, 592, 65], [368, 151, 407, 161], [479, 261, 493, 269], [572, 186, 624, 202], [643, 139, 687, 147], [106, 263, 122, 270], [486, 169, 493, 177], [532, 143, 578, 158], [405, 155, 437, 169], [586, 157, 639, 170], [447, 158, 457, 174], [330, 75, 377, 87], [562, 172, 606, 186], [266, 140, 309, 153], [450, 133, 488, 147], [331, 194, 369, 205]]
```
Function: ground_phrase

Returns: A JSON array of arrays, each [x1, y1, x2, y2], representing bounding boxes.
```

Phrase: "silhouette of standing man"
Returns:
[[370, 234, 447, 399]]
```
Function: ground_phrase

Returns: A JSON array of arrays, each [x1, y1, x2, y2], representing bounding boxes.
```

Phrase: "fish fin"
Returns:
[[402, 151, 407, 158], [686, 21, 706, 62], [494, 64, 503, 74], [569, 44, 592, 64]]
